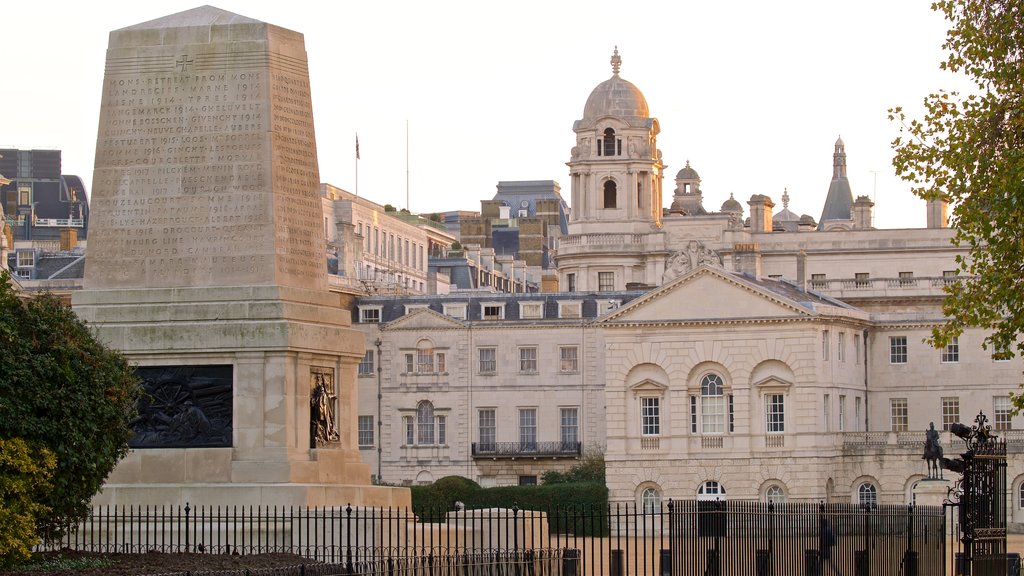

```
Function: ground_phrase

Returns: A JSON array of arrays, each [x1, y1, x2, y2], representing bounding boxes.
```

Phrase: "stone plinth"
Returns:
[[74, 6, 407, 508], [913, 479, 952, 508]]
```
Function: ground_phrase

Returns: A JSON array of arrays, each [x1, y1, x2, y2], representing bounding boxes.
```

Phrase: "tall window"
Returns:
[[701, 374, 726, 434], [602, 128, 617, 157], [823, 330, 830, 361], [941, 337, 960, 363], [839, 395, 846, 432], [838, 332, 846, 362], [890, 336, 908, 364], [560, 346, 579, 373], [416, 347, 435, 373], [479, 409, 496, 448], [598, 271, 615, 292], [890, 398, 909, 432], [941, 397, 960, 431], [519, 347, 538, 373], [641, 397, 660, 436], [855, 397, 862, 432], [404, 416, 414, 445], [358, 350, 375, 376], [854, 334, 861, 364], [765, 394, 785, 433], [358, 415, 374, 447], [417, 401, 436, 445], [561, 408, 579, 447], [519, 408, 537, 449], [642, 487, 661, 513], [603, 180, 617, 209], [478, 347, 497, 373], [566, 273, 577, 292], [858, 483, 878, 508], [824, 394, 831, 432], [995, 396, 1013, 431]]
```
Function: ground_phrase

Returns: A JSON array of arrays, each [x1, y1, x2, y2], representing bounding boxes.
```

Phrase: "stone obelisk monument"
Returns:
[[73, 6, 407, 507]]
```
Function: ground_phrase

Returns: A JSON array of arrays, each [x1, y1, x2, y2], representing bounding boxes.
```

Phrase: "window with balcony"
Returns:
[[479, 409, 496, 449], [519, 408, 537, 450], [765, 394, 784, 434], [699, 374, 727, 435], [641, 397, 660, 436], [561, 407, 579, 448], [559, 346, 579, 373], [890, 398, 909, 432], [890, 336, 908, 364], [941, 337, 959, 363], [478, 347, 497, 374], [519, 347, 538, 373], [899, 271, 914, 286], [941, 397, 960, 431]]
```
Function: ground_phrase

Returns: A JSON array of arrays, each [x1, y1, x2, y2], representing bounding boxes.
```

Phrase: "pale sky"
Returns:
[[5, 1, 963, 229]]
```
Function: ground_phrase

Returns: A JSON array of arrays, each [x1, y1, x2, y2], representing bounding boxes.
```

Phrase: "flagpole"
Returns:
[[355, 133, 360, 197], [405, 120, 410, 212]]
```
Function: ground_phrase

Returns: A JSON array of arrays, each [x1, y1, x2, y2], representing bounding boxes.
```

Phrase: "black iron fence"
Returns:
[[37, 501, 945, 576]]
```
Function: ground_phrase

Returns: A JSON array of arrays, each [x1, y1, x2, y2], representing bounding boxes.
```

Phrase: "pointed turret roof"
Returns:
[[818, 136, 854, 229]]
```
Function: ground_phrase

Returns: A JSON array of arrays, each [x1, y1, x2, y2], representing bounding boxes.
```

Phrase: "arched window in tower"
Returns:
[[603, 128, 617, 157], [604, 180, 618, 209]]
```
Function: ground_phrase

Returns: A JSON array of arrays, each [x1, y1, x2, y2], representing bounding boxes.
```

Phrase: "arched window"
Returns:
[[603, 128, 617, 156], [701, 374, 726, 434], [603, 180, 618, 209], [1018, 483, 1024, 509], [641, 487, 661, 513], [417, 401, 435, 445], [697, 480, 726, 499], [858, 482, 877, 508], [765, 484, 786, 504]]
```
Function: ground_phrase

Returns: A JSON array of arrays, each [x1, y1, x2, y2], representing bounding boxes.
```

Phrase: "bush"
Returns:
[[411, 476, 480, 520], [0, 272, 141, 540], [542, 452, 604, 485], [0, 437, 56, 567]]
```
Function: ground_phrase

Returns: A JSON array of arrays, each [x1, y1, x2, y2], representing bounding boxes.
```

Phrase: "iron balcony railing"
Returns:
[[471, 441, 582, 458]]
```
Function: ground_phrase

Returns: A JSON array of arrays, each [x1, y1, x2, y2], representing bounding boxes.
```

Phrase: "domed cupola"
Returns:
[[582, 48, 650, 126], [721, 193, 743, 215]]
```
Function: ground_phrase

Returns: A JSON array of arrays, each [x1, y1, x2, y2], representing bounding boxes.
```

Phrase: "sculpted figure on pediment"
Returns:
[[662, 240, 723, 283]]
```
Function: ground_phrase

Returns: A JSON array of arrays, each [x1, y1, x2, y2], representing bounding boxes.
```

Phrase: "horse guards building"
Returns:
[[4, 47, 1023, 523]]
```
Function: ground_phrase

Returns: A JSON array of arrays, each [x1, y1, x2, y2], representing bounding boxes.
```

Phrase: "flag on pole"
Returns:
[[355, 134, 360, 160]]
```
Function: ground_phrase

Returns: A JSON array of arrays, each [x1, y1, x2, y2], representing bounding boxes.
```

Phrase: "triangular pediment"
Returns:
[[752, 376, 794, 390], [601, 266, 815, 325], [629, 379, 668, 395], [384, 307, 466, 330], [119, 6, 262, 31]]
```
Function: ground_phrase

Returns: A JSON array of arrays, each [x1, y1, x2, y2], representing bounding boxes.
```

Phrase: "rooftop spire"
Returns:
[[833, 136, 847, 179], [611, 46, 621, 75], [782, 188, 790, 209]]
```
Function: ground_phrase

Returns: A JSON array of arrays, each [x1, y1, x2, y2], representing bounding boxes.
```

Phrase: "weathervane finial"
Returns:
[[611, 46, 621, 75]]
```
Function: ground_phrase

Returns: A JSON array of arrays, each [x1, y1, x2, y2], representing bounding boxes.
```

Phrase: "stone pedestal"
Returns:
[[913, 479, 951, 508], [74, 6, 407, 508]]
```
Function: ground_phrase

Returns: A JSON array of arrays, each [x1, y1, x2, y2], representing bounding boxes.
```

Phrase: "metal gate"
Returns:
[[945, 411, 1008, 576]]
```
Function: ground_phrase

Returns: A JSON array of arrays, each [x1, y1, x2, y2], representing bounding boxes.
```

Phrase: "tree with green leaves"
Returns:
[[890, 0, 1024, 405], [0, 272, 140, 541]]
